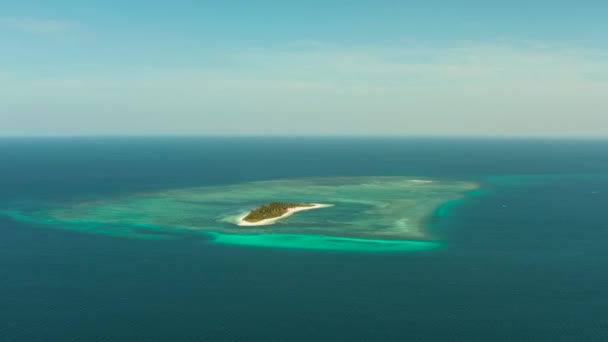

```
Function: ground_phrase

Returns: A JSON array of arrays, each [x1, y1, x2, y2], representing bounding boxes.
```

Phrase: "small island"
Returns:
[[237, 202, 332, 226]]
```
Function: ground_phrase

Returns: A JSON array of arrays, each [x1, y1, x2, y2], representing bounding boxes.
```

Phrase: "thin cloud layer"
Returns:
[[1, 42, 606, 137], [0, 18, 69, 34]]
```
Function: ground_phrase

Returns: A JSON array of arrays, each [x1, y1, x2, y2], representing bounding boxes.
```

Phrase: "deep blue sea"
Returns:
[[1, 137, 608, 342]]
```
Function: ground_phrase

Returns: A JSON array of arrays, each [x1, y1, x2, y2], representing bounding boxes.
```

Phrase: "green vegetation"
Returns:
[[243, 202, 312, 222]]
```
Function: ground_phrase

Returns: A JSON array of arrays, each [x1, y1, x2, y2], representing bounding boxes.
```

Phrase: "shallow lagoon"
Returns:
[[23, 177, 478, 252]]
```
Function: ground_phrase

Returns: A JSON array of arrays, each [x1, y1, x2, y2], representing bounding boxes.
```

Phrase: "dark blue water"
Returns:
[[1, 137, 608, 341]]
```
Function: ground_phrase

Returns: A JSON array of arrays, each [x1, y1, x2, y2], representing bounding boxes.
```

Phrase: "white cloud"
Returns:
[[223, 43, 608, 86], [0, 18, 69, 34]]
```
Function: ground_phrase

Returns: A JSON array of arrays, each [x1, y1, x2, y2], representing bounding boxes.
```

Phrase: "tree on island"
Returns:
[[243, 202, 312, 222]]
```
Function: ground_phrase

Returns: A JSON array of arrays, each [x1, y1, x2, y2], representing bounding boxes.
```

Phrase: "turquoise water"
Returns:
[[1, 137, 608, 341], [209, 232, 441, 252], [17, 177, 477, 252]]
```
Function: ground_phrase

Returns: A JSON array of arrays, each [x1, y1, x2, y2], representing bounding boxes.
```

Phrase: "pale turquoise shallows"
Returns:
[[27, 177, 478, 252]]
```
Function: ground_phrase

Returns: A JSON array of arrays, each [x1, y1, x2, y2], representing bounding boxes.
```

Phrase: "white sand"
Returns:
[[237, 203, 333, 226]]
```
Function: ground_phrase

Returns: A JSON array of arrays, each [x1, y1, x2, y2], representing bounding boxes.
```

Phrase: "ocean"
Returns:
[[1, 137, 607, 341]]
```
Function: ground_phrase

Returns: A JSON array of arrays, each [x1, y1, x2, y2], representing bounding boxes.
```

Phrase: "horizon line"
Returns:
[[0, 134, 607, 141]]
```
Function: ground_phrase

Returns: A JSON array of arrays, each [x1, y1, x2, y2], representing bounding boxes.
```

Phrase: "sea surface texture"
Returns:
[[1, 137, 607, 341]]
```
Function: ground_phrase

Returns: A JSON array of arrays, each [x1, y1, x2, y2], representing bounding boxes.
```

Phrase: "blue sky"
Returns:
[[1, 1, 607, 136]]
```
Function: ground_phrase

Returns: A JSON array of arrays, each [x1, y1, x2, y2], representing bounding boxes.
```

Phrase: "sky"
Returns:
[[1, 1, 607, 137]]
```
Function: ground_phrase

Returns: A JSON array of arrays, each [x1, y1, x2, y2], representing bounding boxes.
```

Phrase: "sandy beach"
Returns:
[[237, 203, 333, 226]]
